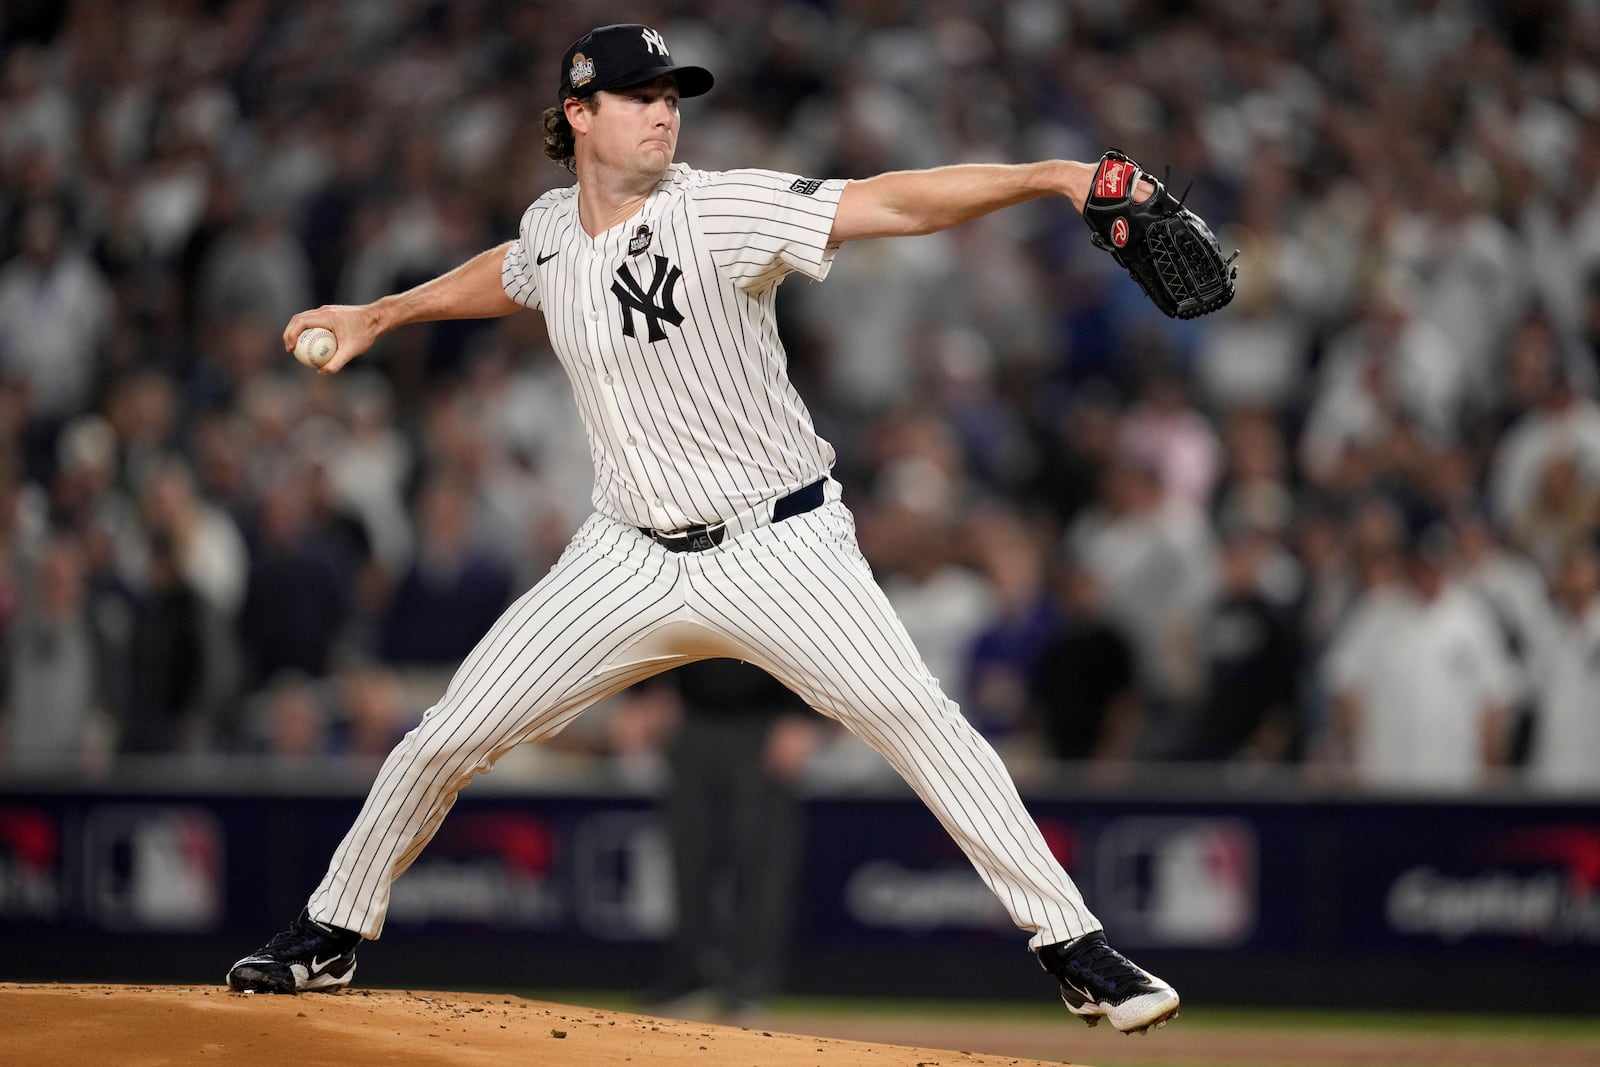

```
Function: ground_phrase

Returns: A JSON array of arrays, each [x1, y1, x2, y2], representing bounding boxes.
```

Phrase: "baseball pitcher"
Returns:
[[228, 22, 1233, 1035]]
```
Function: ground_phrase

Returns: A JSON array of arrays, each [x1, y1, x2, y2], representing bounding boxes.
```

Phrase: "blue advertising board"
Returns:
[[1, 785, 1596, 1009], [1335, 808, 1600, 951]]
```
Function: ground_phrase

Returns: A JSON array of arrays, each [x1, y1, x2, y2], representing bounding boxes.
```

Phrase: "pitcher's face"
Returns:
[[573, 76, 681, 182]]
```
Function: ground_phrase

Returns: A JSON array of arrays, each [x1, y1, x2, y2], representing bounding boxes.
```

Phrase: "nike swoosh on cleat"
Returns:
[[1061, 979, 1096, 1004], [309, 954, 343, 974]]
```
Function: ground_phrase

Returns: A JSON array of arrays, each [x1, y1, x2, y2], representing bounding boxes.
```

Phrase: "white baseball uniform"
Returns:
[[306, 163, 1100, 950]]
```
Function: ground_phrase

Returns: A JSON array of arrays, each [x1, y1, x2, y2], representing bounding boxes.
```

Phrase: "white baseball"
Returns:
[[294, 327, 337, 369]]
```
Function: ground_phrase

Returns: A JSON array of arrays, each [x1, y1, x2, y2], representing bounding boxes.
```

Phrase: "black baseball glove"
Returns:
[[1081, 149, 1237, 319]]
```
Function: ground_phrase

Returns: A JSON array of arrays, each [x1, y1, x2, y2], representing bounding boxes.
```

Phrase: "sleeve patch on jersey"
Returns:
[[789, 178, 824, 196]]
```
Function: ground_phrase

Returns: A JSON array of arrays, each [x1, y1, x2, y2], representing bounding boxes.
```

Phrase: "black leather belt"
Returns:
[[640, 478, 827, 553]]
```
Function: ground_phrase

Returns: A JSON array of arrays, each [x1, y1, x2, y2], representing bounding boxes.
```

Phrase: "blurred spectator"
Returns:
[[237, 470, 353, 690], [1485, 306, 1582, 437], [329, 662, 413, 760], [787, 225, 955, 415], [1451, 505, 1557, 764], [1289, 502, 1358, 668], [303, 456, 374, 581], [302, 457, 383, 654], [48, 413, 143, 581], [0, 203, 112, 450], [194, 202, 314, 332], [0, 454, 37, 650], [1190, 167, 1316, 414], [1584, 268, 1600, 376], [119, 529, 209, 754], [188, 408, 254, 527], [872, 458, 995, 706], [248, 672, 330, 761], [2, 533, 112, 776], [178, 170, 246, 332], [132, 131, 209, 264], [454, 346, 588, 581], [103, 366, 181, 494], [1303, 279, 1468, 481], [185, 313, 285, 415], [298, 129, 382, 305], [379, 473, 513, 668], [322, 372, 414, 577], [1183, 526, 1300, 763], [136, 455, 248, 621], [1390, 168, 1527, 405], [1211, 407, 1297, 546], [1029, 382, 1121, 533], [1028, 560, 1141, 766], [1321, 525, 1514, 790], [0, 45, 77, 175], [1120, 369, 1222, 512], [922, 326, 1037, 494], [1526, 535, 1600, 792], [1509, 449, 1599, 573], [1516, 124, 1600, 344], [1488, 349, 1600, 543], [1066, 453, 1216, 735], [964, 504, 1060, 746]]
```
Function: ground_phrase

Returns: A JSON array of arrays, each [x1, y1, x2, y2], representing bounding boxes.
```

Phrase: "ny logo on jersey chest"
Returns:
[[612, 254, 684, 343]]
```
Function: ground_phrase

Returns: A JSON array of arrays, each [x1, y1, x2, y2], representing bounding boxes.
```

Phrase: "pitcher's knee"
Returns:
[[836, 690, 959, 734], [395, 717, 487, 779]]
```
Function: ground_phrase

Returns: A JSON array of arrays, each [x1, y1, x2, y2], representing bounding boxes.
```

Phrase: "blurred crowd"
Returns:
[[2, 0, 1599, 794]]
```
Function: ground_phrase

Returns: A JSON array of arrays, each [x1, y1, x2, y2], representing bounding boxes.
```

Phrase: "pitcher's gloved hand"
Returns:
[[1081, 149, 1238, 319]]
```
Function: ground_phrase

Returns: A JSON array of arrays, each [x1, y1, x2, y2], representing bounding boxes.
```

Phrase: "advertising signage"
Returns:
[[1, 786, 1595, 1006]]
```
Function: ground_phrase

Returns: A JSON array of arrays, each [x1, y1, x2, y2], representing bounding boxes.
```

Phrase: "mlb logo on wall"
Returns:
[[1095, 817, 1257, 947], [570, 811, 674, 940], [82, 806, 223, 931]]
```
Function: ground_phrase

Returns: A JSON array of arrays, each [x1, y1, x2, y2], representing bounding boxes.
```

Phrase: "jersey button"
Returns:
[[587, 310, 599, 321], [626, 435, 637, 446], [603, 375, 614, 385]]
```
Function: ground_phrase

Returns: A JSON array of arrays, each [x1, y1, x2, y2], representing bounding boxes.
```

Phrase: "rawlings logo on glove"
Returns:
[[1083, 149, 1237, 320]]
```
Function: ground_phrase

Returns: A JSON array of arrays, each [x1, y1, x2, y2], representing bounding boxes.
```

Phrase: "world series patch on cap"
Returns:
[[558, 24, 715, 102]]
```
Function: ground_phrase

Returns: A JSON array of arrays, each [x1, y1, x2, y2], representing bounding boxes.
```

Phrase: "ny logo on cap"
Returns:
[[641, 27, 669, 56]]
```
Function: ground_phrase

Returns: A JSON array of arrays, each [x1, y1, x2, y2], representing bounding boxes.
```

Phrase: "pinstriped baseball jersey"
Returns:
[[501, 164, 845, 531]]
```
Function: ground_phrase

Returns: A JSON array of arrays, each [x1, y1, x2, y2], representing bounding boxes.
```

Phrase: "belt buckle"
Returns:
[[683, 524, 721, 551], [657, 522, 724, 552]]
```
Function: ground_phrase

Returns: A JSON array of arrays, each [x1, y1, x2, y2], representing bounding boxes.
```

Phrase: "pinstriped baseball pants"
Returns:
[[308, 486, 1100, 948]]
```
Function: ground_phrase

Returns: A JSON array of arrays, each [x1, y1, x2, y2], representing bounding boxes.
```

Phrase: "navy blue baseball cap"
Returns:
[[558, 24, 714, 102]]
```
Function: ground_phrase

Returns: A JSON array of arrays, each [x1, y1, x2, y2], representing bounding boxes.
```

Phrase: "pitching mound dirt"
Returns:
[[0, 983, 1075, 1066]]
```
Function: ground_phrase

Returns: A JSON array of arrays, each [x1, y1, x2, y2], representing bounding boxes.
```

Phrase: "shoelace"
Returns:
[[263, 915, 349, 956], [1062, 938, 1142, 996]]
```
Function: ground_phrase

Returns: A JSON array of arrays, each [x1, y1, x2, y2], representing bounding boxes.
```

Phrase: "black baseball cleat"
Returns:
[[1036, 931, 1180, 1034], [226, 908, 362, 994]]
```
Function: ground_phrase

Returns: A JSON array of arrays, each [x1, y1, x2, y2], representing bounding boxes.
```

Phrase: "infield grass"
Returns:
[[514, 988, 1600, 1067], [766, 998, 1600, 1038], [524, 988, 1600, 1038]]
